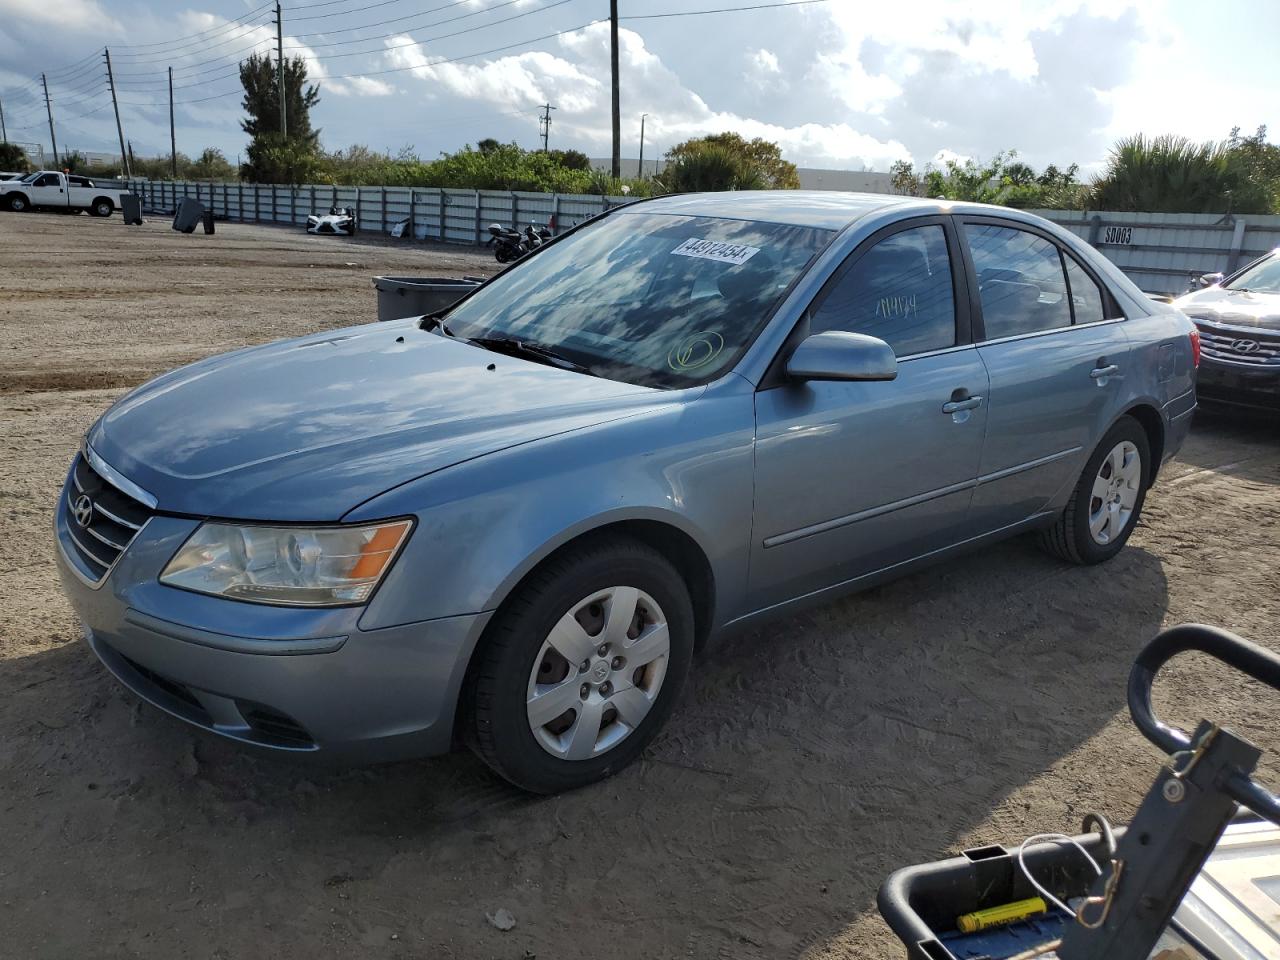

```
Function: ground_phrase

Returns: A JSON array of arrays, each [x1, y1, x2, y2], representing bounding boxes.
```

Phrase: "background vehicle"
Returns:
[[0, 171, 23, 181], [1, 170, 123, 216], [1175, 248, 1280, 410], [306, 205, 355, 235], [486, 222, 526, 262], [55, 193, 1198, 794]]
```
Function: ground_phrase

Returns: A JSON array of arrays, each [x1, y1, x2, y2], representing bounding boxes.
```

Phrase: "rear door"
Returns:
[[66, 176, 95, 207], [959, 217, 1131, 533], [749, 218, 990, 610], [27, 172, 66, 207]]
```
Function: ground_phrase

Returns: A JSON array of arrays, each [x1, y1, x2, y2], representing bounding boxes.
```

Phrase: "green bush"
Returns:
[[0, 141, 29, 172]]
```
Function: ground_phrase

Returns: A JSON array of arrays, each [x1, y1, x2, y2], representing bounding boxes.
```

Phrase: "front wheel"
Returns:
[[5, 194, 28, 212], [1039, 415, 1150, 564], [466, 538, 695, 793]]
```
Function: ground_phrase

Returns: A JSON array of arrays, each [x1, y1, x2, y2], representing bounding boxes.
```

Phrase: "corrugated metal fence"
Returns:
[[125, 179, 1280, 296], [1034, 209, 1280, 296], [126, 179, 627, 245]]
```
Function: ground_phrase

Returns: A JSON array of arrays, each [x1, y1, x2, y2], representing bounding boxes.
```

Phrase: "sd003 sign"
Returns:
[[1102, 226, 1133, 245]]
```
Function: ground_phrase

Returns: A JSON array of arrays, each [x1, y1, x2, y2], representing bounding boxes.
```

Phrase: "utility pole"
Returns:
[[128, 140, 135, 173], [0, 96, 7, 143], [609, 0, 620, 178], [169, 66, 177, 177], [637, 113, 647, 177], [275, 1, 287, 138], [41, 74, 59, 168], [538, 103, 555, 152], [104, 49, 131, 178]]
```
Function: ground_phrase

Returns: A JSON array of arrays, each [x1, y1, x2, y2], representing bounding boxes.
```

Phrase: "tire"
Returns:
[[5, 193, 28, 212], [1040, 414, 1151, 565], [90, 198, 114, 218], [466, 537, 695, 793]]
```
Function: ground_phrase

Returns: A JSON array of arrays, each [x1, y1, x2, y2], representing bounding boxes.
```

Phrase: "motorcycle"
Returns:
[[487, 223, 526, 263], [524, 223, 552, 250]]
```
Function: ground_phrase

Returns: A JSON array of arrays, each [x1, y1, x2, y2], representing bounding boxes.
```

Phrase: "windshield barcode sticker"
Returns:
[[671, 238, 760, 265]]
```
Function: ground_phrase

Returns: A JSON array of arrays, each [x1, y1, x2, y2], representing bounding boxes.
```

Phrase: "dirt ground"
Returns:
[[1, 212, 1278, 960]]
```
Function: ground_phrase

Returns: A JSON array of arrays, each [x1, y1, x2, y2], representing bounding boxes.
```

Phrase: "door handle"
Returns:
[[1090, 364, 1120, 380], [942, 395, 984, 414]]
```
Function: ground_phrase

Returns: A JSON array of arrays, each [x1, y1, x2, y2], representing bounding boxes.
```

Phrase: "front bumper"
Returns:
[[1195, 358, 1280, 411], [55, 463, 489, 762]]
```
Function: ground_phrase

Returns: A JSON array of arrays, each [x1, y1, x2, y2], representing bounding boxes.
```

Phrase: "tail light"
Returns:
[[1189, 328, 1201, 368]]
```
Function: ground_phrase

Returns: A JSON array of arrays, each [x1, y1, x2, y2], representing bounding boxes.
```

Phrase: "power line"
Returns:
[[113, 17, 275, 64], [109, 2, 275, 49], [288, 0, 418, 22], [291, 0, 578, 60], [620, 0, 829, 19]]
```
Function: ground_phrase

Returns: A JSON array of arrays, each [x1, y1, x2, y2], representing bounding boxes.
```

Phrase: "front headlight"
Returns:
[[159, 520, 412, 606]]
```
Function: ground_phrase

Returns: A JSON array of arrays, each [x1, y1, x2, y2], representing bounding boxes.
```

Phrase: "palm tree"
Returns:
[[1091, 135, 1271, 213]]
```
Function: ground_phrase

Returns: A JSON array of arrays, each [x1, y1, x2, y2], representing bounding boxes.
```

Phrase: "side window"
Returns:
[[69, 176, 91, 187], [36, 174, 59, 187], [967, 224, 1072, 339], [810, 224, 956, 356], [1064, 255, 1106, 324]]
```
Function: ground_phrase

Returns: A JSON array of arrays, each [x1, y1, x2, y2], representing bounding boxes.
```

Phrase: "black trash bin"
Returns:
[[172, 198, 205, 234], [121, 193, 143, 226], [372, 276, 483, 322]]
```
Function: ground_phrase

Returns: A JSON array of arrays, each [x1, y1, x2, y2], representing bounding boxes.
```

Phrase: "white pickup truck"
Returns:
[[1, 171, 125, 217]]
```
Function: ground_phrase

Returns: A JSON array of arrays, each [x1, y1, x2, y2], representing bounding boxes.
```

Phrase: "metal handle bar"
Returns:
[[1128, 623, 1280, 824]]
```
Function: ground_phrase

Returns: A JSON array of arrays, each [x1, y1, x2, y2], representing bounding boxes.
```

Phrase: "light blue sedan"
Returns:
[[55, 191, 1198, 793]]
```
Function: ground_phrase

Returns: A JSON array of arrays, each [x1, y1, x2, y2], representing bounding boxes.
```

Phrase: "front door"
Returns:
[[749, 219, 989, 612], [27, 172, 64, 206], [959, 219, 1132, 533]]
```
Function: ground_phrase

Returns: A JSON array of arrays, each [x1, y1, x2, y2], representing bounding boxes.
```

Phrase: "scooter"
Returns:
[[486, 223, 526, 263]]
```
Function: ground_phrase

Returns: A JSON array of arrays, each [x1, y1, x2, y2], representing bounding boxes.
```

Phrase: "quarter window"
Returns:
[[967, 224, 1072, 339], [810, 224, 956, 356], [1064, 255, 1106, 325]]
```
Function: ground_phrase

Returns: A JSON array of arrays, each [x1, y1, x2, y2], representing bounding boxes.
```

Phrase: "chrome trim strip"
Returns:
[[976, 447, 1082, 485], [762, 447, 1081, 549], [979, 317, 1125, 348], [93, 502, 142, 530], [65, 522, 113, 567], [82, 522, 125, 551], [84, 443, 158, 509], [763, 477, 976, 548], [897, 343, 978, 365]]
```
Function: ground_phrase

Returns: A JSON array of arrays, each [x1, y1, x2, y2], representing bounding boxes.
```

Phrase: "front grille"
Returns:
[[62, 453, 154, 583], [1194, 322, 1280, 367]]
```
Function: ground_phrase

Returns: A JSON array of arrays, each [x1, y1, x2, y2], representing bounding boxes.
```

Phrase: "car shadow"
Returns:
[[0, 537, 1170, 959]]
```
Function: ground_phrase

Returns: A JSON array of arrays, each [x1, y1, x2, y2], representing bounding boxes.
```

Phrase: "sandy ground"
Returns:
[[1, 212, 1278, 960]]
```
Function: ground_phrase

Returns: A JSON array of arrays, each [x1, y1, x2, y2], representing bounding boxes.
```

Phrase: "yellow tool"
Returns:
[[956, 897, 1048, 933]]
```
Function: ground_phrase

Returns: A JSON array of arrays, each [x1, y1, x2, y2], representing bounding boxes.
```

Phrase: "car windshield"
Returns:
[[443, 211, 833, 388], [20, 172, 40, 183], [1225, 252, 1280, 294]]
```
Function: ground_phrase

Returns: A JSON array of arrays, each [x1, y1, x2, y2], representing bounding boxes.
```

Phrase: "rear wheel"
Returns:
[[1040, 415, 1150, 564], [91, 198, 114, 218], [466, 538, 694, 793]]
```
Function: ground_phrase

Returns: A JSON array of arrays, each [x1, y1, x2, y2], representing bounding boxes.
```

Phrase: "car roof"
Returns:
[[628, 190, 924, 229]]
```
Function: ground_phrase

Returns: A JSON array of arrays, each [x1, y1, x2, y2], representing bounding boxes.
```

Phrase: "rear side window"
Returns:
[[1064, 255, 1106, 324], [967, 224, 1072, 339], [810, 224, 956, 356]]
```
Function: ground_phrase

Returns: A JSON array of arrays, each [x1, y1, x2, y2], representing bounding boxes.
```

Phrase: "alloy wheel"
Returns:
[[526, 585, 670, 761]]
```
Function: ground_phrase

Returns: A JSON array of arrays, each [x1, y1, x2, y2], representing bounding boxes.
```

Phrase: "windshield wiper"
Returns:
[[467, 336, 594, 374], [418, 313, 459, 337]]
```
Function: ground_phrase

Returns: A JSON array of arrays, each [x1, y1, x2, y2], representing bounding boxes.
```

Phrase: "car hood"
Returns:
[[88, 318, 674, 521], [1175, 287, 1280, 330]]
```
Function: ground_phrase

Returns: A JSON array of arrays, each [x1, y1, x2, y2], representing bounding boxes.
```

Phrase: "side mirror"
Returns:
[[786, 331, 898, 382], [1197, 272, 1225, 289]]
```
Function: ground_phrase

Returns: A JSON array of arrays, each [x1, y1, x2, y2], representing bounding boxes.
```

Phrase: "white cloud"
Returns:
[[0, 0, 116, 29]]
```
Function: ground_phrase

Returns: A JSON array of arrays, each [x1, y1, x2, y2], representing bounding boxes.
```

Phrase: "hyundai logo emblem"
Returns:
[[1232, 338, 1261, 354], [72, 494, 94, 528]]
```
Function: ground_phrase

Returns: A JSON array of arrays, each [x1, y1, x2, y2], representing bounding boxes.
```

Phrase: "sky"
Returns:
[[0, 0, 1276, 175]]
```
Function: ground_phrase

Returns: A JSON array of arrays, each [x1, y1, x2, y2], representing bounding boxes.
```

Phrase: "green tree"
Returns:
[[475, 138, 501, 154], [1089, 134, 1274, 213], [549, 148, 590, 171], [59, 150, 86, 172], [189, 147, 236, 180], [239, 52, 320, 182], [889, 159, 921, 196], [665, 132, 799, 190], [0, 142, 28, 172]]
